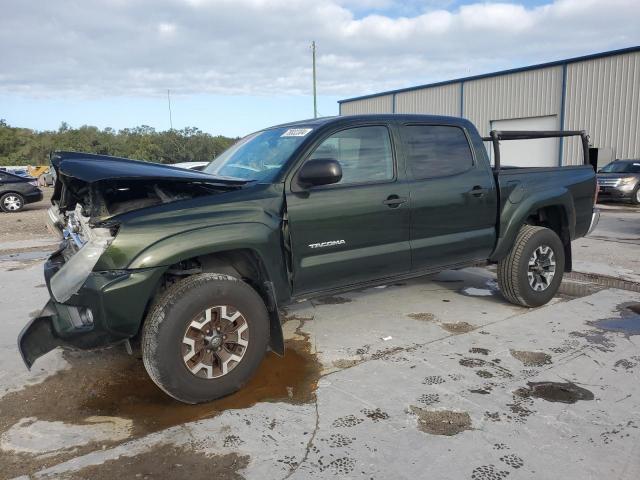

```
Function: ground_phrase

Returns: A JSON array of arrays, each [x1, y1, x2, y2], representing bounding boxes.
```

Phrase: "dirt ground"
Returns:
[[0, 188, 54, 243]]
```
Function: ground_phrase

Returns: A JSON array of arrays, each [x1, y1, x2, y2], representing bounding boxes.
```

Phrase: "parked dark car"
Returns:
[[0, 170, 43, 212], [19, 115, 598, 404], [597, 159, 640, 205]]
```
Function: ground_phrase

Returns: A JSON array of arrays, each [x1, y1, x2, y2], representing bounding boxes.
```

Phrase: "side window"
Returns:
[[404, 125, 473, 179], [307, 126, 394, 185]]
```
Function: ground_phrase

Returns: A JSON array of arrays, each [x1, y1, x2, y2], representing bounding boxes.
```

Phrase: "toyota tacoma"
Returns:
[[18, 115, 599, 403]]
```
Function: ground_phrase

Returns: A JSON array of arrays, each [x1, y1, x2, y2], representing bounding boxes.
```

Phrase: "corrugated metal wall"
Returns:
[[463, 66, 563, 137], [338, 49, 640, 167], [339, 94, 393, 115], [563, 50, 640, 165], [395, 83, 461, 116]]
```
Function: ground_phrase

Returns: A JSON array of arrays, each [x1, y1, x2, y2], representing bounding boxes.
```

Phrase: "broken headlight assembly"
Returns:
[[49, 204, 116, 303]]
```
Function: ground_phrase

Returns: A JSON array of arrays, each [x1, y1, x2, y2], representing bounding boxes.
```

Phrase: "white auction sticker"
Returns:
[[281, 128, 312, 137]]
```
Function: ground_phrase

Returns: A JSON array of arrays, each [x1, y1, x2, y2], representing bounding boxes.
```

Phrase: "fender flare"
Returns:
[[128, 222, 289, 355], [490, 187, 575, 263]]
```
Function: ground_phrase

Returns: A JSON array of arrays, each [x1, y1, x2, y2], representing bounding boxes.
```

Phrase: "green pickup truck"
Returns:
[[19, 114, 599, 404]]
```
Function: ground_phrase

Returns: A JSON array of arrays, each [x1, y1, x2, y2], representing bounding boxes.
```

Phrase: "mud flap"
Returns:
[[18, 301, 67, 369]]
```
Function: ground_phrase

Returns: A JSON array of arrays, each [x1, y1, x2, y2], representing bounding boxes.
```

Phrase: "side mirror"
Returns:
[[297, 158, 342, 189]]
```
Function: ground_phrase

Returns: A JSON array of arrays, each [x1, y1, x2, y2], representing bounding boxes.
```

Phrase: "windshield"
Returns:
[[600, 161, 640, 173], [203, 127, 312, 181]]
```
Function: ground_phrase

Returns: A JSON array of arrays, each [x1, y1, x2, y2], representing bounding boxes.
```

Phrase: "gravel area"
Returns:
[[0, 188, 55, 245]]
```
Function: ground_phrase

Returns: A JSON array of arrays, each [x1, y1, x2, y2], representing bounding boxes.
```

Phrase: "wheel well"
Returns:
[[140, 249, 285, 355], [526, 206, 572, 271]]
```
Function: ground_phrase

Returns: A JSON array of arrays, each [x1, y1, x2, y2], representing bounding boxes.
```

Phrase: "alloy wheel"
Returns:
[[527, 245, 556, 291], [182, 305, 249, 379]]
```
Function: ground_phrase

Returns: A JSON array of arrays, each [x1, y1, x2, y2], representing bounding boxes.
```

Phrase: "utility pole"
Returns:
[[311, 41, 317, 119], [167, 89, 173, 130]]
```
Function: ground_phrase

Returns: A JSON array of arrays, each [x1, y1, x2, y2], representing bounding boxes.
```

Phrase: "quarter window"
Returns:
[[404, 125, 473, 179], [307, 126, 394, 185]]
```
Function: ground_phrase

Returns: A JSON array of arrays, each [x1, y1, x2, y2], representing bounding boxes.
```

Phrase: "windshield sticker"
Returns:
[[281, 128, 312, 137]]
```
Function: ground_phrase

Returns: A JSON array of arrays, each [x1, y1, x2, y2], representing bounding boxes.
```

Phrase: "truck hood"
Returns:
[[50, 151, 251, 223], [51, 151, 245, 185]]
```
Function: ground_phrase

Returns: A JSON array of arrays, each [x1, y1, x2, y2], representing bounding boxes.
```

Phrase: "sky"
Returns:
[[1, 0, 639, 137]]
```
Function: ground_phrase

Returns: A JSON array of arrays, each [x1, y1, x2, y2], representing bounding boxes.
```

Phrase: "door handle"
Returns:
[[468, 186, 488, 197], [383, 195, 407, 208]]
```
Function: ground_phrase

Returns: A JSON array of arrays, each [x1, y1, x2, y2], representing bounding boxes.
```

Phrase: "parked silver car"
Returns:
[[597, 159, 640, 205]]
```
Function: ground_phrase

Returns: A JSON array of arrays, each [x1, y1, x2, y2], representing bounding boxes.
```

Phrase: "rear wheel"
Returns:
[[142, 273, 270, 404], [1, 193, 24, 212], [497, 225, 565, 307]]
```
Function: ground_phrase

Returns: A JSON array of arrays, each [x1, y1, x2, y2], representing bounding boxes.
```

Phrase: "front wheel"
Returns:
[[631, 185, 640, 205], [1, 193, 25, 212], [497, 225, 565, 308], [142, 273, 270, 404]]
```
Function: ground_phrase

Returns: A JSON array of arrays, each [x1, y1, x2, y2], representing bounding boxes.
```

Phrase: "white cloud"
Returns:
[[0, 0, 638, 99]]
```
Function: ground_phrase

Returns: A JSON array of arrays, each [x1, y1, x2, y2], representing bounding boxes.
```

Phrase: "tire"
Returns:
[[142, 273, 270, 404], [497, 225, 565, 308], [0, 192, 25, 212], [631, 185, 640, 205]]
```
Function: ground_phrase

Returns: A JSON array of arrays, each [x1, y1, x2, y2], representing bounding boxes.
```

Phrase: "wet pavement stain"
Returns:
[[590, 302, 640, 337], [0, 338, 320, 478], [66, 443, 249, 480], [459, 357, 487, 368], [407, 312, 435, 321], [514, 381, 594, 404], [313, 295, 352, 305], [569, 329, 617, 352], [440, 322, 476, 334], [469, 388, 491, 395], [469, 347, 490, 355], [409, 406, 472, 436], [510, 350, 552, 367]]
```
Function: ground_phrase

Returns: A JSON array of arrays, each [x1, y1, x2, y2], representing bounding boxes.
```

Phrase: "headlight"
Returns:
[[620, 177, 636, 186], [50, 228, 113, 303]]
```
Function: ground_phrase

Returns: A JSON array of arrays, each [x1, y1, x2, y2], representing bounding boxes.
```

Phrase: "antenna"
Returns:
[[167, 89, 173, 130], [311, 41, 317, 119]]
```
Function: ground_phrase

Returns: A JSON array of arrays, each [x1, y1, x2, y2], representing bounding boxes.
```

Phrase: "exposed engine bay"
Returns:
[[56, 178, 236, 223], [44, 151, 249, 302]]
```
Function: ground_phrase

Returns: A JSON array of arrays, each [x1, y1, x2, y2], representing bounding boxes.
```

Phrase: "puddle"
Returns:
[[590, 303, 640, 337], [510, 350, 552, 367], [440, 322, 476, 334], [407, 312, 435, 321], [514, 382, 594, 404], [67, 443, 249, 480], [460, 287, 494, 297], [409, 406, 472, 436], [0, 338, 320, 477]]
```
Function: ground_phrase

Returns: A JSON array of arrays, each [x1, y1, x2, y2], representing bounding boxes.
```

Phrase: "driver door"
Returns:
[[285, 125, 411, 295]]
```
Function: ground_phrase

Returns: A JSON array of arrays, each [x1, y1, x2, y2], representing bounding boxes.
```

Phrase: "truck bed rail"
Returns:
[[482, 130, 590, 170]]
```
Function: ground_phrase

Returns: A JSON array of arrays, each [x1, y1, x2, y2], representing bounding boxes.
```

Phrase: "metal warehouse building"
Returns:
[[338, 46, 640, 168]]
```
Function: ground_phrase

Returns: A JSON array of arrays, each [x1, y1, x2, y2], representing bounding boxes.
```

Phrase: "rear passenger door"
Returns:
[[286, 124, 411, 294], [400, 124, 497, 270]]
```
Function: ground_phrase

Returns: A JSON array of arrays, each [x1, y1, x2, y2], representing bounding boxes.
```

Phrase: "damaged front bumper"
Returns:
[[18, 248, 164, 369]]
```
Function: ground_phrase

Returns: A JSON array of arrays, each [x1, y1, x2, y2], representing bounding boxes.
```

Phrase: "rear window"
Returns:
[[403, 125, 473, 179]]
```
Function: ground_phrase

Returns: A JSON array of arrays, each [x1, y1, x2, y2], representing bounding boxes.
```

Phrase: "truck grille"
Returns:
[[597, 178, 620, 187]]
